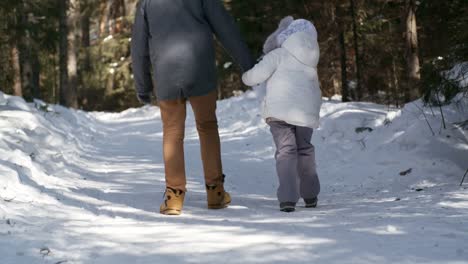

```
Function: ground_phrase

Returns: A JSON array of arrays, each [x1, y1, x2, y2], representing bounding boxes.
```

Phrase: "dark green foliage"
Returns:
[[0, 0, 59, 101], [419, 0, 468, 105], [0, 0, 467, 111], [80, 34, 139, 111], [421, 62, 466, 105]]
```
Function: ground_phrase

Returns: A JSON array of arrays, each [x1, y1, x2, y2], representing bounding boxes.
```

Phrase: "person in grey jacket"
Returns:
[[131, 0, 254, 215]]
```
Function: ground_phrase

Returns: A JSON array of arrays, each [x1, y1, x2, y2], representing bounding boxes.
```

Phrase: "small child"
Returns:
[[242, 18, 322, 212]]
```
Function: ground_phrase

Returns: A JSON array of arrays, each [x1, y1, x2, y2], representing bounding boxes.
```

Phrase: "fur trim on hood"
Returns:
[[277, 19, 317, 46], [263, 16, 294, 54]]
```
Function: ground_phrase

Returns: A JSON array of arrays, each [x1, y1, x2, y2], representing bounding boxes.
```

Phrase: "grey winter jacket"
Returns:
[[131, 0, 255, 101]]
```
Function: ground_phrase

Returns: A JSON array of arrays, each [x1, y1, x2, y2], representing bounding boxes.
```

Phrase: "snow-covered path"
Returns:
[[1, 91, 467, 264]]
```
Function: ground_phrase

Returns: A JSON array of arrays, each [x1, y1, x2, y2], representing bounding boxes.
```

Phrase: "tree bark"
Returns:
[[120, 0, 127, 31], [16, 5, 40, 100], [11, 44, 22, 97], [59, 0, 68, 105], [109, 0, 127, 34], [21, 36, 41, 99], [30, 48, 41, 99], [59, 0, 79, 108], [20, 50, 33, 99], [350, 0, 363, 100], [99, 0, 111, 37], [336, 3, 350, 102], [81, 0, 92, 72], [391, 57, 400, 107], [67, 0, 79, 108], [339, 31, 349, 102], [405, 0, 421, 101]]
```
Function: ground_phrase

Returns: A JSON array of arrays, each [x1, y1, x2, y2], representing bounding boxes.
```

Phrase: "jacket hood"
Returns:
[[281, 31, 320, 67], [263, 16, 294, 54], [277, 19, 317, 46]]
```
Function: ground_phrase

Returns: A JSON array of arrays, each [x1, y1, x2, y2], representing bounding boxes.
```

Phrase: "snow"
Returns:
[[0, 90, 467, 264]]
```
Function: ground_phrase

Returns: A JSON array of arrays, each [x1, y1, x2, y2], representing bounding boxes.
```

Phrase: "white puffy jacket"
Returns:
[[242, 31, 322, 129]]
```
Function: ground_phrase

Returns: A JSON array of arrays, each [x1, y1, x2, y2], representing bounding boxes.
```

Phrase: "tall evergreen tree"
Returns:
[[59, 0, 79, 108], [350, 0, 363, 100], [405, 0, 421, 101]]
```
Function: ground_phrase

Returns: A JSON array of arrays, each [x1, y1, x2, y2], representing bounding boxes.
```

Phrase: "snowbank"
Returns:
[[0, 91, 467, 264]]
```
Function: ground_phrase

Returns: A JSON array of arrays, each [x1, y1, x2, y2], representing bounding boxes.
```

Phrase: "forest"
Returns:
[[0, 0, 467, 111], [1, 1, 468, 262]]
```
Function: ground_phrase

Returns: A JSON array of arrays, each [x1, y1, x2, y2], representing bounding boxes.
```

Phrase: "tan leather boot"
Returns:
[[160, 188, 185, 215], [206, 176, 231, 209]]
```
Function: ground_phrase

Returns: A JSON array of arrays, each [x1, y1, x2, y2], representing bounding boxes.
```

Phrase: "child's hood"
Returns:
[[263, 16, 294, 54], [277, 19, 319, 67]]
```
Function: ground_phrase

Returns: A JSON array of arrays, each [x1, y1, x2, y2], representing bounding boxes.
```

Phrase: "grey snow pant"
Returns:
[[268, 120, 320, 203]]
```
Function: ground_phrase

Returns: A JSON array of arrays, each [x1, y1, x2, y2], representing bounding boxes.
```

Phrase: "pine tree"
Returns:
[[59, 0, 79, 108], [405, 0, 421, 101]]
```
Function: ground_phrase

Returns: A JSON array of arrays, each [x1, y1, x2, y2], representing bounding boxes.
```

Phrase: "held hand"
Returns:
[[137, 93, 152, 105]]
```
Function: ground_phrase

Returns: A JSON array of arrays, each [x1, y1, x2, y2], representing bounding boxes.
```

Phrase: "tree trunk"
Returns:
[[339, 31, 349, 102], [109, 0, 127, 34], [127, 0, 138, 19], [11, 44, 22, 97], [53, 51, 59, 104], [81, 1, 91, 72], [59, 0, 79, 108], [350, 0, 363, 100], [30, 48, 41, 99], [405, 0, 421, 101], [392, 56, 401, 107], [67, 0, 79, 108], [120, 0, 127, 31], [336, 2, 349, 102], [20, 50, 33, 99], [18, 8, 40, 100], [21, 34, 41, 99], [59, 0, 68, 105], [18, 10, 30, 98], [99, 0, 111, 37]]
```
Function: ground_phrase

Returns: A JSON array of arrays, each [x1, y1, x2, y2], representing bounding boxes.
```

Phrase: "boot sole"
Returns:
[[208, 199, 231, 209], [208, 204, 228, 209], [160, 209, 182, 215], [280, 207, 296, 213]]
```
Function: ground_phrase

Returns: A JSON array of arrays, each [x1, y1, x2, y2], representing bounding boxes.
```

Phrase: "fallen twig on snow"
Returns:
[[400, 168, 412, 176], [2, 196, 15, 202], [460, 169, 468, 186], [435, 93, 447, 130], [40, 247, 51, 257], [413, 103, 435, 136]]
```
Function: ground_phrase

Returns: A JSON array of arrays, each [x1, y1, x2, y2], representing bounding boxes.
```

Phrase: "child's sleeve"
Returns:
[[242, 49, 282, 87]]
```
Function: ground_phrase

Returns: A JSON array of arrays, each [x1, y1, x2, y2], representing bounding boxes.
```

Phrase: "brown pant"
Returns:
[[159, 90, 223, 192]]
